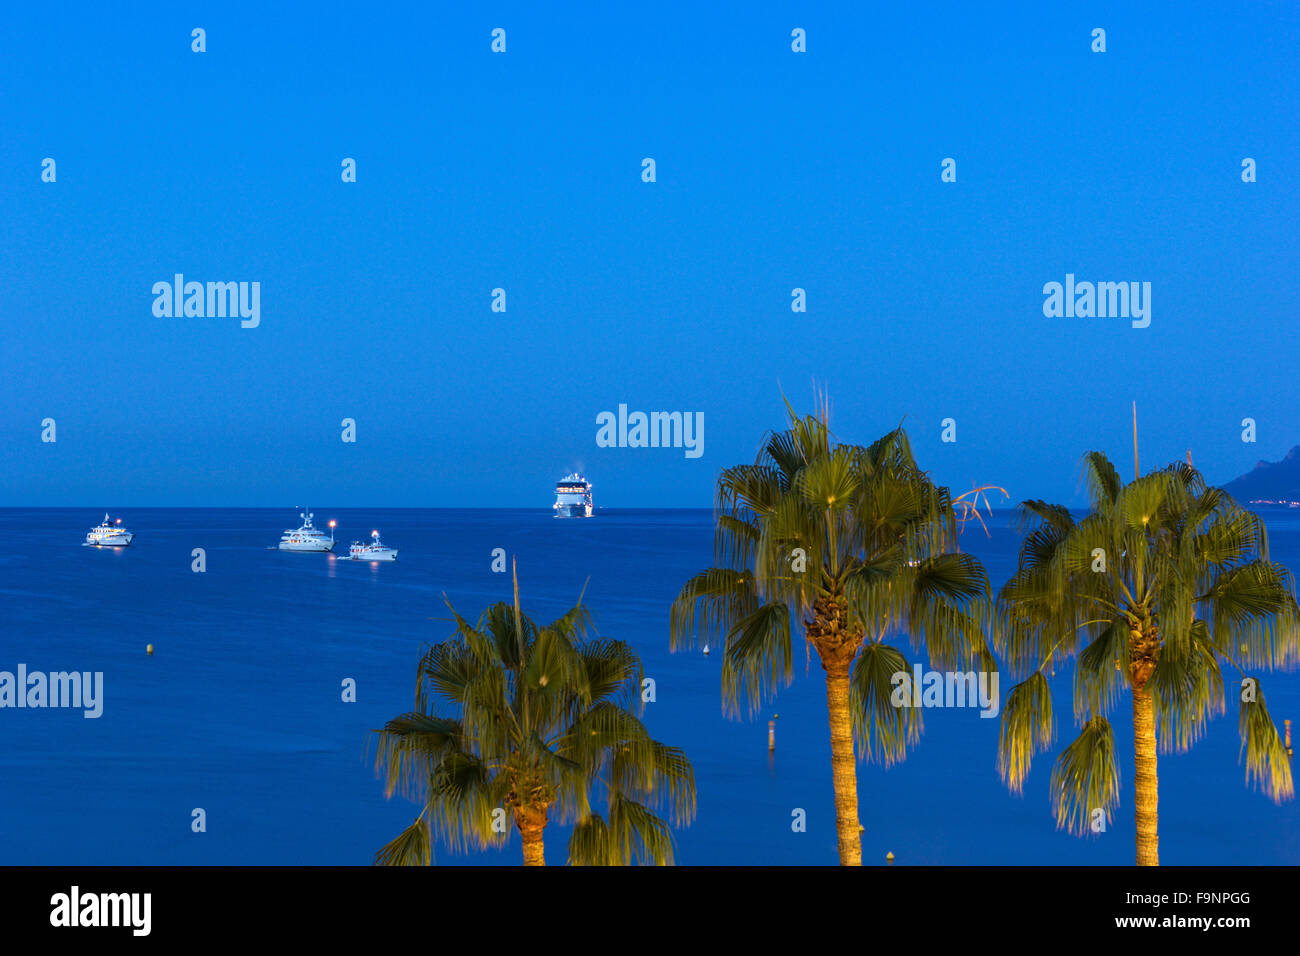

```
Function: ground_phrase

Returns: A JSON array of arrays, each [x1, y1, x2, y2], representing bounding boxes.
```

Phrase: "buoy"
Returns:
[[1286, 719, 1293, 757], [768, 715, 778, 752], [146, 644, 154, 656], [886, 851, 895, 865], [702, 644, 710, 656]]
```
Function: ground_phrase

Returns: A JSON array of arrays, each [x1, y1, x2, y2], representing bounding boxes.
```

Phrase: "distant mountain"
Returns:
[[1222, 446, 1300, 504]]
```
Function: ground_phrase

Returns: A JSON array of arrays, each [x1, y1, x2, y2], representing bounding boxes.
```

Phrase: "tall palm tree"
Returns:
[[996, 452, 1299, 865], [669, 399, 994, 865], [372, 565, 695, 865]]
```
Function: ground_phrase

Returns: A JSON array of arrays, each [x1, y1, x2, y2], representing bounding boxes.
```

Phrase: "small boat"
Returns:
[[348, 529, 398, 561], [86, 513, 134, 547], [279, 510, 335, 552]]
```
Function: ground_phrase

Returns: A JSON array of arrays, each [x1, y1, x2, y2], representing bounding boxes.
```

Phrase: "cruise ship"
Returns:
[[348, 529, 398, 561], [278, 510, 335, 552], [553, 474, 593, 517], [85, 514, 134, 547]]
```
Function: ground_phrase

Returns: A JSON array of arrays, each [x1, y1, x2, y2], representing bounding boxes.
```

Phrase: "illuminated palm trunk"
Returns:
[[517, 808, 547, 866], [823, 660, 863, 866], [1132, 687, 1159, 866]]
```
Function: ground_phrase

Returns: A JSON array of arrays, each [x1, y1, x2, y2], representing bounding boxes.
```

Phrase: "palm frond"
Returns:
[[998, 673, 1055, 793], [1079, 451, 1122, 509], [903, 552, 993, 671], [720, 601, 793, 717], [567, 813, 615, 866], [668, 568, 758, 653], [608, 795, 678, 866], [850, 642, 922, 766], [1149, 619, 1223, 753], [373, 816, 432, 866], [370, 712, 461, 800], [1239, 682, 1294, 803], [1050, 717, 1120, 837], [1075, 621, 1127, 721]]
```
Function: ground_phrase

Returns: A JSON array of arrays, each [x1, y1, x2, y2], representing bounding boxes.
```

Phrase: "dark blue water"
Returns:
[[1, 508, 1296, 865]]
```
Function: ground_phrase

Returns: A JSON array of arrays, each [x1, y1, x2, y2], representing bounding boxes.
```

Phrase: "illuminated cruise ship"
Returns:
[[553, 474, 593, 517]]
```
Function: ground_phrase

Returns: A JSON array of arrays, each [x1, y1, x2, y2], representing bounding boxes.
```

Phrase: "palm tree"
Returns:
[[372, 564, 695, 865], [996, 452, 1299, 865], [669, 399, 994, 865]]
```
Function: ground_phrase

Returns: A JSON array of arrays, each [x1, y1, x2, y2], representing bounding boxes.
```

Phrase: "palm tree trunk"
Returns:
[[824, 660, 863, 865], [517, 807, 547, 866], [1132, 687, 1159, 866], [520, 830, 545, 866]]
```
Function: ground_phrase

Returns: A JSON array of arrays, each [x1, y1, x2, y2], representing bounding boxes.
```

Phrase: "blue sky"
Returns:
[[2, 2, 1297, 507]]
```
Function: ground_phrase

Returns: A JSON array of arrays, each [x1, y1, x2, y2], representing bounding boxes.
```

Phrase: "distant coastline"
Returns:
[[1222, 445, 1300, 505]]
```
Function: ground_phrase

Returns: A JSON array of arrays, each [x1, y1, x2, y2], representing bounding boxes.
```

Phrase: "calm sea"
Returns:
[[0, 507, 1296, 865]]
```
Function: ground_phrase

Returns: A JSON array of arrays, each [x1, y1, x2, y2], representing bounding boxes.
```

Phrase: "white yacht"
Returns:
[[278, 510, 335, 552], [85, 514, 134, 547], [348, 529, 398, 562]]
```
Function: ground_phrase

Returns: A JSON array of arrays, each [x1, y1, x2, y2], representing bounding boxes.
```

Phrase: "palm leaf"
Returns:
[[721, 601, 793, 717], [1239, 683, 1294, 803], [373, 816, 432, 866], [850, 642, 922, 767], [1050, 717, 1120, 837]]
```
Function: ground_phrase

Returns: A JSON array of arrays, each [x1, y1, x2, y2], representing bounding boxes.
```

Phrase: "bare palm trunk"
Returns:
[[1132, 687, 1159, 866], [517, 807, 547, 866], [521, 831, 545, 866], [824, 659, 862, 866]]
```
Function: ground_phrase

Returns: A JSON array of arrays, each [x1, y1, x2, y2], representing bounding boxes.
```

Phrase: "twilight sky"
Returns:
[[2, 2, 1297, 507]]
